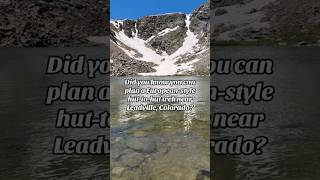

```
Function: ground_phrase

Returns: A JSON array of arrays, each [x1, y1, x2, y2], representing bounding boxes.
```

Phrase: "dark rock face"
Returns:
[[211, 0, 320, 44], [190, 2, 210, 49], [149, 26, 187, 55], [267, 0, 320, 42], [211, 0, 254, 8], [137, 13, 186, 40], [123, 20, 136, 37], [231, 27, 272, 41], [190, 3, 210, 35], [110, 29, 117, 43], [0, 0, 108, 47]]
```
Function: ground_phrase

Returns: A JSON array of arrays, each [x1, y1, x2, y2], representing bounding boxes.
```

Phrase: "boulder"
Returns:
[[120, 151, 145, 168], [126, 137, 157, 153]]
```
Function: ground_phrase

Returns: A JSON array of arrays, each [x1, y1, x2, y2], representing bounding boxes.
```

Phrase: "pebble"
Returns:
[[111, 167, 125, 177]]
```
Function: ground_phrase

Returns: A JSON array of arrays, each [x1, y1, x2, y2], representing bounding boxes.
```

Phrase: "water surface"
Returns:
[[111, 76, 210, 180], [0, 47, 110, 179], [212, 46, 320, 180]]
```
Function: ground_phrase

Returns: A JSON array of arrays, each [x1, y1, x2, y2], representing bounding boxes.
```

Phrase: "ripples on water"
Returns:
[[0, 48, 110, 179], [111, 76, 210, 180], [212, 46, 320, 180], [1, 47, 320, 179]]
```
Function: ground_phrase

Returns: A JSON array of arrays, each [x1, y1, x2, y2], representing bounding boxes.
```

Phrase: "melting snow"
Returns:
[[158, 26, 180, 36], [112, 15, 201, 75]]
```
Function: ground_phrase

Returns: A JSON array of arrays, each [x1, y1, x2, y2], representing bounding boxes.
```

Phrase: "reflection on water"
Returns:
[[111, 76, 210, 180], [212, 46, 320, 180]]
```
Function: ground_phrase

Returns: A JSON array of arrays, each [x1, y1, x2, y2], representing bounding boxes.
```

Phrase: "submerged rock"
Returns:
[[120, 151, 145, 168], [126, 137, 157, 153], [133, 130, 147, 137], [111, 167, 126, 177]]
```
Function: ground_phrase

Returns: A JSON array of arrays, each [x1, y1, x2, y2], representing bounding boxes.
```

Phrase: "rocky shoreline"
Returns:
[[111, 134, 210, 180], [0, 0, 108, 47]]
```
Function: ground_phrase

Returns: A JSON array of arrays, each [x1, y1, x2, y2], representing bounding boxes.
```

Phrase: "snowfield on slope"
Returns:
[[111, 15, 203, 75]]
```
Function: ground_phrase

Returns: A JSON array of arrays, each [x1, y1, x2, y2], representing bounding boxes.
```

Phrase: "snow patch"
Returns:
[[141, 15, 200, 75], [158, 26, 180, 36], [115, 31, 163, 63], [112, 15, 201, 75]]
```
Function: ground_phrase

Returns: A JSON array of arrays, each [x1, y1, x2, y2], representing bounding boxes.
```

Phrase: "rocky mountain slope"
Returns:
[[0, 0, 108, 47], [211, 0, 320, 45], [111, 3, 209, 76]]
